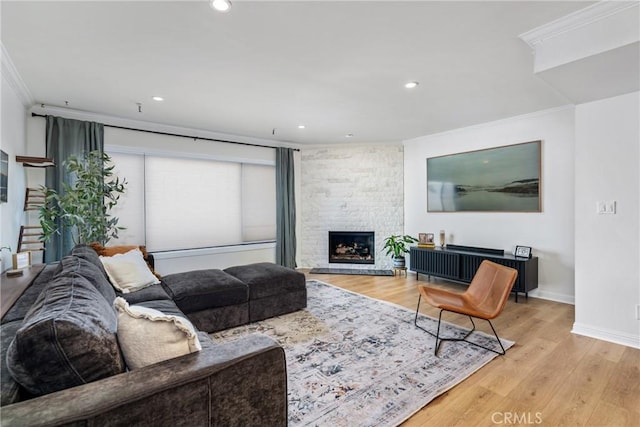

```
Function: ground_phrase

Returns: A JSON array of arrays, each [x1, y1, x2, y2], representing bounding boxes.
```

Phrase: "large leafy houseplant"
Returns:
[[39, 150, 127, 246], [383, 234, 418, 267]]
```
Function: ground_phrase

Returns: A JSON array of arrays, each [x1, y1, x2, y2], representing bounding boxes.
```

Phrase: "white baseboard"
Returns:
[[526, 289, 575, 305], [572, 322, 640, 349]]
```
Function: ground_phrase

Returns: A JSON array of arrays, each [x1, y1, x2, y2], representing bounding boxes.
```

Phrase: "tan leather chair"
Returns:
[[414, 260, 518, 355]]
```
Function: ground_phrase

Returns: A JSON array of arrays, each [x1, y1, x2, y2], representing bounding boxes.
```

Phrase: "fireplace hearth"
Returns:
[[328, 231, 375, 264]]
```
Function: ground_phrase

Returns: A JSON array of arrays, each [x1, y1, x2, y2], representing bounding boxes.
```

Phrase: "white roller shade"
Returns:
[[144, 156, 242, 251], [242, 163, 276, 242]]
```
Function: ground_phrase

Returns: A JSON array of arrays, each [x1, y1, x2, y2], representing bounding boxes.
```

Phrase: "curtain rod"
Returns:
[[31, 113, 300, 152]]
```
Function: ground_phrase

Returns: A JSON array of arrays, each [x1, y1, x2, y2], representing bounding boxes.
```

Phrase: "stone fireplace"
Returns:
[[328, 231, 375, 264]]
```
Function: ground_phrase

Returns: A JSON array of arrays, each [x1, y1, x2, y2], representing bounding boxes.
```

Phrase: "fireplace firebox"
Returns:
[[328, 231, 375, 264]]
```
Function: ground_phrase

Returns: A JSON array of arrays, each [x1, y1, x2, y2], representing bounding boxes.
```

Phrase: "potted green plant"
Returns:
[[39, 150, 127, 246], [383, 234, 418, 268]]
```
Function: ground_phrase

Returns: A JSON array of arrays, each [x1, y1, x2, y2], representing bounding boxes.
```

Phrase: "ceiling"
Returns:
[[1, 1, 598, 145]]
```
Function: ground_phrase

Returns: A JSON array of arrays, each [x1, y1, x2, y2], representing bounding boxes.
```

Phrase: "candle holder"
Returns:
[[439, 230, 446, 248]]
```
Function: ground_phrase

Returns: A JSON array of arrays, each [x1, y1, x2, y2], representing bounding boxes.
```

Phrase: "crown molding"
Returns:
[[1, 42, 35, 107], [519, 1, 639, 48], [402, 104, 575, 143]]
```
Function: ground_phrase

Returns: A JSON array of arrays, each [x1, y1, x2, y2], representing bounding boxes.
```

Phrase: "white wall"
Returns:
[[299, 144, 404, 269], [404, 107, 576, 303], [573, 91, 640, 348], [0, 71, 28, 272]]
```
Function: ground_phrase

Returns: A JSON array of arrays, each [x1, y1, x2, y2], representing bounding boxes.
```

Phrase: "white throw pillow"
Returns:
[[100, 248, 160, 293], [113, 297, 202, 369]]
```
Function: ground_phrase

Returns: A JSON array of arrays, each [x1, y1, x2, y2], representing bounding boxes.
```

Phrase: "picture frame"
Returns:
[[514, 245, 532, 258], [12, 252, 32, 270], [418, 233, 435, 244], [426, 140, 541, 212]]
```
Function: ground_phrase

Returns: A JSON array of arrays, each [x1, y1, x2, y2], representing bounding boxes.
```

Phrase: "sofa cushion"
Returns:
[[134, 299, 187, 319], [114, 298, 201, 370], [1, 321, 25, 406], [91, 242, 160, 278], [162, 269, 248, 313], [224, 262, 306, 299], [119, 282, 173, 305], [100, 248, 161, 293], [71, 244, 109, 277], [62, 251, 118, 304], [6, 267, 125, 397]]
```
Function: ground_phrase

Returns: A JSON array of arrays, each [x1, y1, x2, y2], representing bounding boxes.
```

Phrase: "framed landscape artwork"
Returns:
[[427, 140, 541, 212]]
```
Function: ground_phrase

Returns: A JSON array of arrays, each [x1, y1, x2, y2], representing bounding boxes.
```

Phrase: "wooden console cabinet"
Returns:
[[409, 244, 538, 302]]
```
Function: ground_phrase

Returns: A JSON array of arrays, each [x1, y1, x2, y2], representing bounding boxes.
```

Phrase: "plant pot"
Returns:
[[393, 256, 406, 268]]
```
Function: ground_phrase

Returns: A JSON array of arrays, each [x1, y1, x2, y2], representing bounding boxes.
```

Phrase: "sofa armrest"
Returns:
[[1, 334, 287, 427]]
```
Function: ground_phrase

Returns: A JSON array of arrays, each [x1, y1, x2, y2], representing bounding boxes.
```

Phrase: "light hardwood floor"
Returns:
[[303, 270, 640, 427]]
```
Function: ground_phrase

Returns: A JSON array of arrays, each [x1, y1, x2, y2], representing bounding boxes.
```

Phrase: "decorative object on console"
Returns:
[[418, 233, 435, 249], [427, 140, 541, 212], [439, 229, 446, 247], [383, 234, 419, 268], [11, 252, 31, 270], [6, 269, 24, 278], [514, 245, 532, 258]]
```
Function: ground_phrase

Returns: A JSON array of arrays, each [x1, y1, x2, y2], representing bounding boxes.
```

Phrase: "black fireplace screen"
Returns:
[[328, 231, 375, 264]]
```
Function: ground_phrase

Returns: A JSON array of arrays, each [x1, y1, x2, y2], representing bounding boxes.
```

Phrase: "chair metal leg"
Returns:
[[415, 296, 507, 356]]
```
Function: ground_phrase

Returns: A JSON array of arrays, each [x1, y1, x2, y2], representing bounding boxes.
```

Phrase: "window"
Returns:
[[108, 152, 276, 252]]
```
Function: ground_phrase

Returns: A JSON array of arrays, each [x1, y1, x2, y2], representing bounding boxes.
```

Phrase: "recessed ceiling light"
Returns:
[[152, 96, 164, 101], [404, 81, 419, 89], [298, 125, 306, 129], [345, 133, 354, 138], [211, 0, 231, 12]]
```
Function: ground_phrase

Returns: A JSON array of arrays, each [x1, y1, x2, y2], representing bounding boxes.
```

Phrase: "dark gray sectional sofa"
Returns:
[[0, 245, 307, 426]]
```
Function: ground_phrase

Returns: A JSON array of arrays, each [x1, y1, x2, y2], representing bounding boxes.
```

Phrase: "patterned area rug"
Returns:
[[210, 280, 514, 426]]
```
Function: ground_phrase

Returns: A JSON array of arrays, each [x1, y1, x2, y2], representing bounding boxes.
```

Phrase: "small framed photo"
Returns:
[[514, 246, 532, 258], [12, 251, 32, 269], [419, 233, 434, 244]]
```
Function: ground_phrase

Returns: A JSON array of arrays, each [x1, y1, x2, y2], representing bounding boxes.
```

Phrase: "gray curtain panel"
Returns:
[[275, 147, 296, 268], [44, 115, 104, 262]]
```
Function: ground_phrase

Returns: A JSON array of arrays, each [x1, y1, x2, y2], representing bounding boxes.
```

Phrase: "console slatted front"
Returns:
[[409, 246, 538, 302]]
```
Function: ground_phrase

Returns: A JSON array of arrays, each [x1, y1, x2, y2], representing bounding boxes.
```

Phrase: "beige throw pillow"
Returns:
[[113, 297, 201, 369], [100, 248, 160, 293]]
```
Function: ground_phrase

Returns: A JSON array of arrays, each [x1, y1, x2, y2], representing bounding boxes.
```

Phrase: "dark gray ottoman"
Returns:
[[162, 269, 249, 332], [224, 262, 307, 322]]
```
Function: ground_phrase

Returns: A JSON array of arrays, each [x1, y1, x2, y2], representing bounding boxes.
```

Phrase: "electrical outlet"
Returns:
[[596, 201, 616, 214]]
